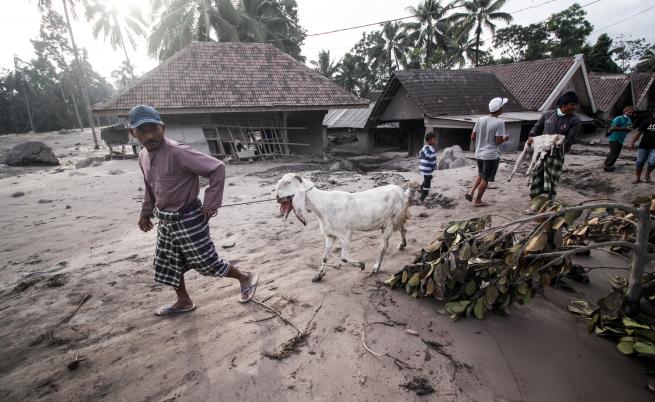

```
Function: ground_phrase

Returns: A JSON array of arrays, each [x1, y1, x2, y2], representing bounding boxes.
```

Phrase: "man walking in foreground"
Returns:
[[466, 97, 510, 207], [604, 106, 634, 172], [130, 105, 259, 316], [525, 91, 582, 213]]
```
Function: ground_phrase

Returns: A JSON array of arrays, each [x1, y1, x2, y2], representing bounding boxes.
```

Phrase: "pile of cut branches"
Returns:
[[569, 273, 655, 358], [385, 195, 655, 320]]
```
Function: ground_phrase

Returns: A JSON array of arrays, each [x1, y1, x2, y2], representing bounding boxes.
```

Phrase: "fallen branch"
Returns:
[[48, 294, 92, 344], [251, 298, 304, 336], [361, 321, 419, 370], [244, 315, 276, 324]]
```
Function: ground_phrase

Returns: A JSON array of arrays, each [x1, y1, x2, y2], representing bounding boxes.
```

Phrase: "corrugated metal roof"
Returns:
[[429, 111, 593, 124], [165, 125, 211, 155], [324, 103, 376, 129]]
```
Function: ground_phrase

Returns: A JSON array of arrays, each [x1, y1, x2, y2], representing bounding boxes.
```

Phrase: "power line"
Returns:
[[593, 4, 655, 33], [481, 0, 603, 43], [266, 0, 563, 43], [303, 0, 561, 38]]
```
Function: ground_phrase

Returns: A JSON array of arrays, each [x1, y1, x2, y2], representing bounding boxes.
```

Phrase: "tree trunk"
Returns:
[[426, 22, 432, 69], [14, 57, 35, 133], [114, 14, 135, 78], [475, 23, 481, 67], [623, 203, 652, 315], [61, 0, 99, 149]]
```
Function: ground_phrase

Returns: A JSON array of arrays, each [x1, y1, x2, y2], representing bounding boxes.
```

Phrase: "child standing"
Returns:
[[419, 131, 438, 202]]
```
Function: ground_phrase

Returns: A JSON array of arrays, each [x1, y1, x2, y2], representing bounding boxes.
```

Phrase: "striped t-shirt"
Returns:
[[419, 144, 437, 176]]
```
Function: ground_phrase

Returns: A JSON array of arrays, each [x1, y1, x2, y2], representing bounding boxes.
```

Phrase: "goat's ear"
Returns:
[[293, 175, 303, 183], [291, 184, 307, 226]]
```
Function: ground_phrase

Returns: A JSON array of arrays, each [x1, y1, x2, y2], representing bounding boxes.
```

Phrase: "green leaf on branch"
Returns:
[[474, 297, 486, 319]]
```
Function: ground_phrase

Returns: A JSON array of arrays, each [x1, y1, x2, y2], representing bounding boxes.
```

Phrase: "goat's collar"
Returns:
[[305, 185, 315, 193]]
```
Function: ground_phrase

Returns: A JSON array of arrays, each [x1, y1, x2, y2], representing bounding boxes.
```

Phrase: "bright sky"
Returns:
[[2, 0, 654, 84]]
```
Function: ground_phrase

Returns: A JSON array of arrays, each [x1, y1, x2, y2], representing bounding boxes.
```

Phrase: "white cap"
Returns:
[[489, 97, 508, 113]]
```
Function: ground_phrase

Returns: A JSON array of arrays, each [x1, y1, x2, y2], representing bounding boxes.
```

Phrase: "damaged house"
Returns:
[[92, 42, 367, 160], [366, 69, 525, 155]]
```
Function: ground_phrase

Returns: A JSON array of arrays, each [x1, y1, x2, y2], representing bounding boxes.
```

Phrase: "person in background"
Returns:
[[604, 106, 634, 172], [628, 116, 655, 183], [419, 131, 438, 202], [466, 97, 510, 207]]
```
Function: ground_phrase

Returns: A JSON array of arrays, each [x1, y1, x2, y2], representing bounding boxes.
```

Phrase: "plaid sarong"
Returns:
[[153, 199, 230, 288], [529, 146, 565, 199]]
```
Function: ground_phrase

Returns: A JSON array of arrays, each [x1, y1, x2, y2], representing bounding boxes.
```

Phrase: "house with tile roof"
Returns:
[[588, 73, 632, 120], [367, 69, 530, 154], [630, 72, 655, 115], [92, 42, 368, 158], [474, 54, 597, 115]]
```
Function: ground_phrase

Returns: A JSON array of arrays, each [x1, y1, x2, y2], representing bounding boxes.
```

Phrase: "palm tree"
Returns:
[[310, 50, 341, 80], [85, 1, 146, 78], [447, 28, 481, 67], [369, 22, 407, 73], [450, 0, 512, 66], [149, 0, 241, 61], [111, 61, 136, 89], [37, 0, 99, 148], [335, 53, 363, 94], [404, 0, 460, 68]]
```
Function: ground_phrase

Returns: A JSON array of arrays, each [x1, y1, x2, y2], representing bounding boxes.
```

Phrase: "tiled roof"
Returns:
[[93, 42, 368, 114], [324, 103, 376, 129], [630, 72, 655, 109], [369, 69, 523, 125], [474, 57, 576, 111], [588, 73, 630, 113]]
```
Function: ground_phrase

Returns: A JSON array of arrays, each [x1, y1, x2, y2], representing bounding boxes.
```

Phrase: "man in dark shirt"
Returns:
[[628, 117, 655, 183], [525, 92, 582, 212], [527, 91, 582, 151]]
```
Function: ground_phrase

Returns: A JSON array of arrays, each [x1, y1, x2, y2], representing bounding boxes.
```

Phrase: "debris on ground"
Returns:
[[401, 376, 436, 395]]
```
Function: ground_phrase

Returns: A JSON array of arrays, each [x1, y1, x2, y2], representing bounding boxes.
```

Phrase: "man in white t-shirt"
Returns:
[[465, 97, 510, 207]]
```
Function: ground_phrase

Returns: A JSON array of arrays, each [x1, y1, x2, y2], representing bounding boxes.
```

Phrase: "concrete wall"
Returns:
[[327, 128, 373, 154], [546, 68, 594, 114], [287, 110, 327, 154], [380, 87, 424, 121]]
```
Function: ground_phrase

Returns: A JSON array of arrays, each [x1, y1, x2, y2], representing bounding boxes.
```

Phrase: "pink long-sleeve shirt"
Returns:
[[138, 138, 225, 217]]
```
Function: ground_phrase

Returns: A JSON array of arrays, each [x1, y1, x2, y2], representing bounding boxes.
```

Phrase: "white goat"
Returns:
[[507, 134, 566, 185], [275, 173, 413, 282]]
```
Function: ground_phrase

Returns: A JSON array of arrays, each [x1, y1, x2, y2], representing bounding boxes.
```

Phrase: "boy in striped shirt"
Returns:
[[419, 131, 438, 201]]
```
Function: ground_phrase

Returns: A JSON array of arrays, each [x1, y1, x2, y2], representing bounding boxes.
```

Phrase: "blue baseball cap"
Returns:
[[128, 105, 163, 128]]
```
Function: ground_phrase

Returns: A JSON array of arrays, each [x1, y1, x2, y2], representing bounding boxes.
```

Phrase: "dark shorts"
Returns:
[[476, 159, 500, 182]]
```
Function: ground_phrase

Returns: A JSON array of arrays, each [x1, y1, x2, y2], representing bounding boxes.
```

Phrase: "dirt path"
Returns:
[[0, 131, 652, 401]]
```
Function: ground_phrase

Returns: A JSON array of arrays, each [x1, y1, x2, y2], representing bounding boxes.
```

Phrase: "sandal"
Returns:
[[239, 272, 259, 303], [155, 304, 196, 316]]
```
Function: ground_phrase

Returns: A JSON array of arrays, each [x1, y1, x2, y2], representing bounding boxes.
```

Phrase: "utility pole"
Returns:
[[13, 56, 36, 133], [61, 0, 99, 149]]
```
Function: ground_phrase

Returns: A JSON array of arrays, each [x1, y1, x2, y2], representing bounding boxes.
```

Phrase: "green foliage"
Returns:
[[569, 273, 655, 359], [584, 34, 621, 73], [384, 212, 573, 320], [494, 23, 550, 62], [385, 196, 653, 320], [310, 50, 341, 80], [0, 6, 113, 134], [148, 0, 306, 62], [546, 3, 593, 58], [449, 0, 512, 66]]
